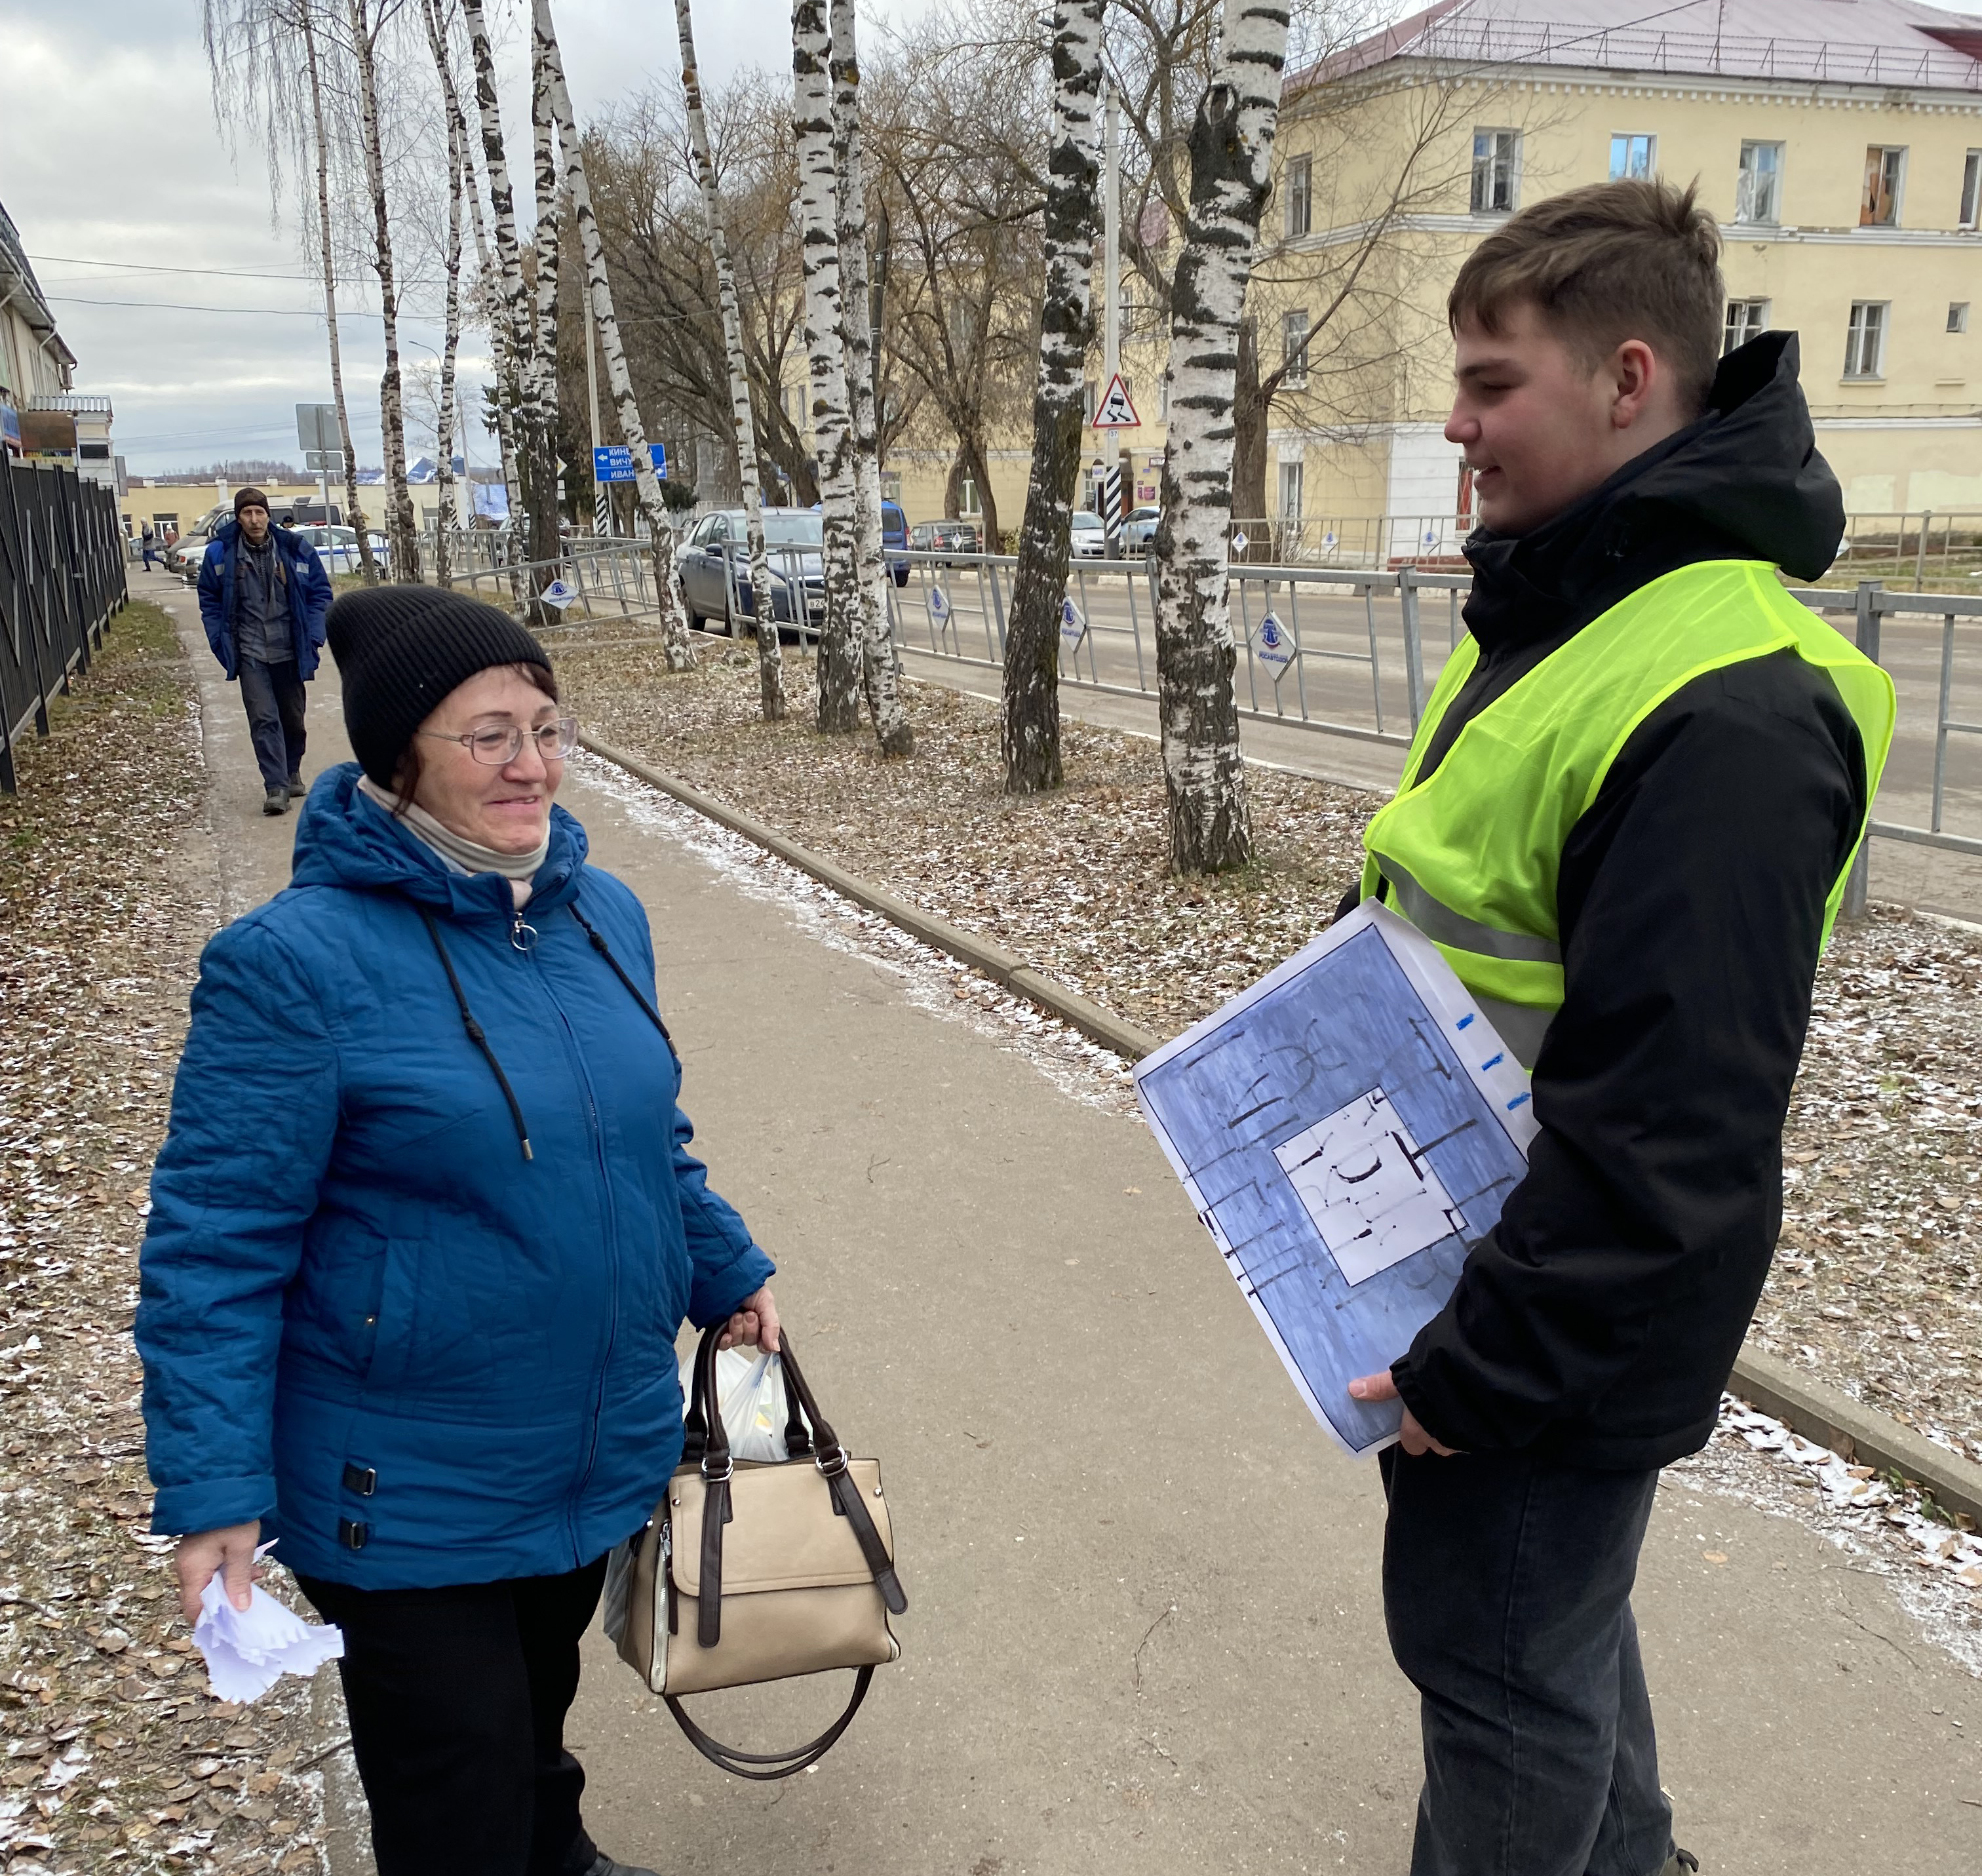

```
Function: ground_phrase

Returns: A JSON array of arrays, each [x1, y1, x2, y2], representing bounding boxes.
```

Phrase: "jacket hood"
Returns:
[[288, 762, 589, 921], [1462, 332, 1843, 648]]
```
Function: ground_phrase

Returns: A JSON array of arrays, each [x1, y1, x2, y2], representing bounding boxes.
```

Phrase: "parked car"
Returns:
[[882, 499, 909, 585], [294, 524, 390, 574], [168, 532, 211, 581], [1069, 510, 1108, 558], [1121, 505, 1161, 553], [909, 518, 982, 558], [677, 507, 825, 633]]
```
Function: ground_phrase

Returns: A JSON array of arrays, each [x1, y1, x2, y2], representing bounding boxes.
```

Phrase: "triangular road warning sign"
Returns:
[[1092, 372, 1140, 429]]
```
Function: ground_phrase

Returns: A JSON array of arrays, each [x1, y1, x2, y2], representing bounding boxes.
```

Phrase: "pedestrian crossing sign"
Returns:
[[1253, 610, 1295, 677], [1092, 373, 1139, 429]]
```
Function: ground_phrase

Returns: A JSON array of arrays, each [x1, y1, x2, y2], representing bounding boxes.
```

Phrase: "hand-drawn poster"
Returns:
[[1133, 902, 1540, 1457]]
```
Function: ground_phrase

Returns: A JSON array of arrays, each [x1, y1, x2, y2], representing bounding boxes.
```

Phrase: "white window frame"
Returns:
[[1281, 309, 1310, 389], [1735, 141, 1783, 225], [1861, 146, 1907, 228], [1608, 132, 1656, 182], [1277, 459, 1304, 524], [958, 475, 981, 517], [1844, 301, 1888, 380], [1962, 151, 1981, 231], [1471, 129, 1520, 215], [1723, 298, 1770, 355], [1283, 154, 1312, 239], [1951, 302, 1971, 336]]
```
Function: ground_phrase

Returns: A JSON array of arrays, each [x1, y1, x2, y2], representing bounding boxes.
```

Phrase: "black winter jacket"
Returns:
[[1377, 333, 1870, 1469]]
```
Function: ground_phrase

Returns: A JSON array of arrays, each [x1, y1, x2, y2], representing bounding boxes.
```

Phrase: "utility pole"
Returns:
[[584, 288, 608, 536], [1100, 80, 1123, 552]]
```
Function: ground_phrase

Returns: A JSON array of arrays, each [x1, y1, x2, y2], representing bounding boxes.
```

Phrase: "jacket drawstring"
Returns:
[[415, 894, 681, 1163]]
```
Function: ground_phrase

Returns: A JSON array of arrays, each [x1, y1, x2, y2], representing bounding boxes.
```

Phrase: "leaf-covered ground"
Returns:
[[558, 635, 1982, 1464], [0, 600, 328, 1873]]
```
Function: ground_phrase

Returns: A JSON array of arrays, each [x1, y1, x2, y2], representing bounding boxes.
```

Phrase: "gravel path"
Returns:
[[0, 600, 329, 1873], [557, 635, 1982, 1463]]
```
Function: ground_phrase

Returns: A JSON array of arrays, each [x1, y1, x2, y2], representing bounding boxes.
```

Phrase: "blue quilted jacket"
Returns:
[[138, 765, 774, 1588]]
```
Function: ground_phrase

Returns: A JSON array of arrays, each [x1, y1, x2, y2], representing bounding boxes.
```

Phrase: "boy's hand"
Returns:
[[1348, 1369, 1458, 1456]]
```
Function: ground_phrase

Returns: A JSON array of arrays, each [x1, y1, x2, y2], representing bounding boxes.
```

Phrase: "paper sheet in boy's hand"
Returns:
[[1133, 902, 1540, 1458], [193, 1576, 345, 1704]]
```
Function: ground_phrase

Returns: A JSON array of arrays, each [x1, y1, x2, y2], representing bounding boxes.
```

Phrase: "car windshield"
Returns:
[[762, 514, 824, 546], [1072, 513, 1101, 530]]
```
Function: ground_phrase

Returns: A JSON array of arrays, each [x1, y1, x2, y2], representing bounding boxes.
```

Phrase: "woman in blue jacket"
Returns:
[[138, 587, 777, 1876]]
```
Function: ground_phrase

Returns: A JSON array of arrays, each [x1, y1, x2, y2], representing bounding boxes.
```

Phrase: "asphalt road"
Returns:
[[144, 565, 1982, 1875]]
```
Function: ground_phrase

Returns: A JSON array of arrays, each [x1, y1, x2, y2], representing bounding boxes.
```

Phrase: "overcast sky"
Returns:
[[0, 0, 939, 477]]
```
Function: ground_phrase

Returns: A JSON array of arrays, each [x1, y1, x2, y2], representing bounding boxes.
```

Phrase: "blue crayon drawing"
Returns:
[[1135, 904, 1536, 1456]]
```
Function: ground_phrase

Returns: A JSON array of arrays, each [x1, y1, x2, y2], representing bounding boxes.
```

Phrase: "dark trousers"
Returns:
[[1379, 1447, 1673, 1876], [297, 1555, 609, 1876], [237, 656, 307, 791]]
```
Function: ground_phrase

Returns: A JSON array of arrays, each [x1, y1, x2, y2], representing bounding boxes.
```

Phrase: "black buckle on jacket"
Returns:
[[338, 1517, 370, 1552], [341, 1463, 377, 1498]]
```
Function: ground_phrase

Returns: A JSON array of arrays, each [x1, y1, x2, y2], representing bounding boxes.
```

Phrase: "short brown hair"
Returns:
[[1448, 178, 1725, 414], [390, 661, 560, 807]]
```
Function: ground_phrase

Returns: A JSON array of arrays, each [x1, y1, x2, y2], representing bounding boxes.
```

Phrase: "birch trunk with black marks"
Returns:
[[829, 0, 911, 756], [452, 83, 520, 524], [421, 0, 464, 583], [349, 0, 418, 579], [462, 0, 546, 613], [537, 0, 695, 671], [792, 0, 863, 734], [1001, 0, 1106, 794], [524, 5, 566, 583], [676, 0, 781, 712], [300, 4, 377, 583], [1152, 0, 1291, 873]]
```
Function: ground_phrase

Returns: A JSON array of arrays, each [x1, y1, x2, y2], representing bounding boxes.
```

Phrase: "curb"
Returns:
[[581, 733, 1982, 1528]]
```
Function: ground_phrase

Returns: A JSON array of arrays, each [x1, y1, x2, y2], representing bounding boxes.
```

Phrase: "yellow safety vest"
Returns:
[[1358, 560, 1895, 1066]]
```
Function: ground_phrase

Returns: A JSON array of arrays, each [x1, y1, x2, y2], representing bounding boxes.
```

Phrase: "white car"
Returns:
[[1121, 505, 1161, 553], [1070, 510, 1108, 558], [295, 524, 390, 574]]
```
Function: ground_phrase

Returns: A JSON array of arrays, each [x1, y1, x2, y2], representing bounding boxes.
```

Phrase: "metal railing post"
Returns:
[[1399, 566, 1427, 729], [1842, 579, 1883, 919], [1914, 509, 1932, 592]]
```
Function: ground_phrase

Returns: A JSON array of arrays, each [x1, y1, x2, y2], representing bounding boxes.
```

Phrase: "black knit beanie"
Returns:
[[233, 486, 269, 517], [327, 585, 553, 788]]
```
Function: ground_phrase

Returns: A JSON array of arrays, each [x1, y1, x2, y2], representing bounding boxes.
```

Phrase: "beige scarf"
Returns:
[[359, 776, 549, 909]]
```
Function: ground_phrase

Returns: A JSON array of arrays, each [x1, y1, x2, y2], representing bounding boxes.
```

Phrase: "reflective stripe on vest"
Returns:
[[1358, 560, 1896, 1059]]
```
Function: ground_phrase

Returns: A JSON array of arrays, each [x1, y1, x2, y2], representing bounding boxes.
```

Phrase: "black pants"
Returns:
[[237, 656, 307, 791], [1379, 1447, 1673, 1876], [297, 1555, 608, 1876]]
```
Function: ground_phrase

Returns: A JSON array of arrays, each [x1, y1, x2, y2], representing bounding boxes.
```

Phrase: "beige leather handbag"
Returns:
[[603, 1322, 906, 1778]]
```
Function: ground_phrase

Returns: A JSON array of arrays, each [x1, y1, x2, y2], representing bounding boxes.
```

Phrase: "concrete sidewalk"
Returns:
[[149, 568, 1982, 1874]]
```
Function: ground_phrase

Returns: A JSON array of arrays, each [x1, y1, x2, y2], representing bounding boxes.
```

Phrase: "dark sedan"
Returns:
[[909, 518, 982, 558], [676, 507, 825, 633]]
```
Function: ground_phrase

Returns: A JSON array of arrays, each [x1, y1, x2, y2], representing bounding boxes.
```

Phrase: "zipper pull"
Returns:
[[511, 911, 539, 952]]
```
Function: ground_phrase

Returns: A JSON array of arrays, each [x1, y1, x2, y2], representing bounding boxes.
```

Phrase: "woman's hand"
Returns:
[[174, 1521, 262, 1626], [718, 1285, 780, 1354], [1348, 1369, 1458, 1457]]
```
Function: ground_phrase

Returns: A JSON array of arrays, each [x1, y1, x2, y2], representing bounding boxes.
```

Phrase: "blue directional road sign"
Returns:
[[593, 445, 636, 484]]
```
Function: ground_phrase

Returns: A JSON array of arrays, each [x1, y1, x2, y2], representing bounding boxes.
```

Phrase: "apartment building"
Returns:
[[1268, 0, 1982, 553], [0, 198, 77, 459]]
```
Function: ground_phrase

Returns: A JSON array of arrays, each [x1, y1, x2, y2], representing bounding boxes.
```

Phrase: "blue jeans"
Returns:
[[1380, 1447, 1673, 1876]]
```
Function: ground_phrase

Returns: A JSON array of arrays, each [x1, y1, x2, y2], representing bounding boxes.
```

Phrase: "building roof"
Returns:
[[1307, 0, 1982, 92], [0, 197, 76, 374]]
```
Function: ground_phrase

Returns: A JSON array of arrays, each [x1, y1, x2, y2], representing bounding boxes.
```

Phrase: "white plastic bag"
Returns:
[[716, 1346, 790, 1462]]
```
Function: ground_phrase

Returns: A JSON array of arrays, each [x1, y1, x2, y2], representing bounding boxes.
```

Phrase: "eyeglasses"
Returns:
[[421, 715, 580, 766]]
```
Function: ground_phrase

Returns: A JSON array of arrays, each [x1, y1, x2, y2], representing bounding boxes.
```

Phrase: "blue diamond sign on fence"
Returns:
[[1253, 610, 1295, 678], [1060, 595, 1087, 652], [541, 578, 578, 610]]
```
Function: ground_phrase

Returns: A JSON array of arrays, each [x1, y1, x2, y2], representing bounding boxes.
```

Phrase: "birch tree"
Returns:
[[829, 0, 912, 756], [535, 0, 695, 670], [348, 0, 419, 578], [462, 0, 552, 609], [792, 0, 863, 734], [1000, 0, 1106, 794], [419, 0, 465, 582], [675, 0, 783, 713], [524, 3, 566, 579], [1152, 0, 1293, 873]]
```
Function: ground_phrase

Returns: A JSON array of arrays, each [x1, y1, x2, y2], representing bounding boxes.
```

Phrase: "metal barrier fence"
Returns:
[[410, 533, 1982, 895], [0, 454, 128, 792]]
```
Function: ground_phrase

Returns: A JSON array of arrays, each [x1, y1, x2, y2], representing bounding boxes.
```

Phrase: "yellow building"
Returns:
[[1268, 0, 1982, 554]]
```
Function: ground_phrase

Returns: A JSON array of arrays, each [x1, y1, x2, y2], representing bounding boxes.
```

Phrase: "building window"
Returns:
[[1723, 298, 1770, 354], [1281, 309, 1310, 389], [1608, 134, 1654, 181], [958, 476, 981, 516], [1843, 301, 1888, 379], [1083, 380, 1097, 423], [1277, 459, 1304, 522], [1471, 130, 1519, 214], [1861, 146, 1905, 227], [1283, 155, 1312, 239], [1736, 142, 1783, 224], [1951, 302, 1972, 336], [1962, 151, 1980, 229]]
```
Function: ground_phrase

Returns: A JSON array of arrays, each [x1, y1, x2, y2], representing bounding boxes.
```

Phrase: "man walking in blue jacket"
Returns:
[[197, 488, 334, 815]]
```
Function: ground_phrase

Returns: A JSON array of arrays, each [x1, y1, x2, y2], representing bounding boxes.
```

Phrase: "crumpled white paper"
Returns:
[[192, 1574, 345, 1704]]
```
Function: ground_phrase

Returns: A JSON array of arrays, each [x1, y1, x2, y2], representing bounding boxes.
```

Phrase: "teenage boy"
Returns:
[[197, 488, 334, 815], [1343, 180, 1894, 1875]]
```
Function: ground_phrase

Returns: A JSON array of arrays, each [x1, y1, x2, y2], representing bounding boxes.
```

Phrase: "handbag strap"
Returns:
[[663, 1668, 874, 1781]]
